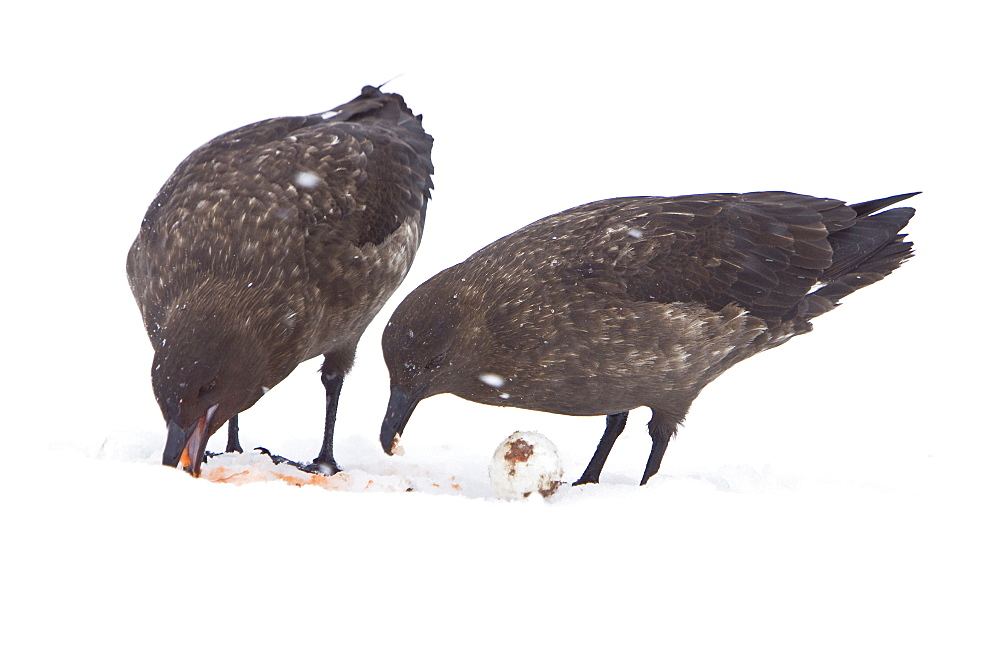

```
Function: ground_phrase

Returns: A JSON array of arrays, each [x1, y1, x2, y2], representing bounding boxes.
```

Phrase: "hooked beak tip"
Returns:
[[163, 405, 218, 477], [380, 387, 421, 456]]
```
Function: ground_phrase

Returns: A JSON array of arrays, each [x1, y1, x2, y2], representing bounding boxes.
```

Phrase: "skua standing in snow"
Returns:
[[380, 192, 916, 485], [128, 86, 434, 477]]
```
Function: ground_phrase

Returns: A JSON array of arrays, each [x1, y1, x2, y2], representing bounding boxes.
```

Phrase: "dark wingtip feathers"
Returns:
[[849, 192, 920, 217], [798, 196, 917, 320], [328, 85, 423, 127]]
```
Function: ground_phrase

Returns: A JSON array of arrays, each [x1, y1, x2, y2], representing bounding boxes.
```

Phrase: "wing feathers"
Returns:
[[547, 191, 914, 324]]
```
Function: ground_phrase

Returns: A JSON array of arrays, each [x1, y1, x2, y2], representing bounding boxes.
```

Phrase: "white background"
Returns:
[[2, 2, 996, 665]]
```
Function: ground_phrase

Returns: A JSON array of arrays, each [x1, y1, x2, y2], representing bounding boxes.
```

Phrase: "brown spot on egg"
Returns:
[[503, 438, 535, 464]]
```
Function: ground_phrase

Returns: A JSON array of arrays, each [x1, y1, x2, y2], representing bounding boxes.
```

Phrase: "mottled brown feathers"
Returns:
[[380, 191, 916, 485], [128, 86, 433, 474], [458, 192, 913, 326]]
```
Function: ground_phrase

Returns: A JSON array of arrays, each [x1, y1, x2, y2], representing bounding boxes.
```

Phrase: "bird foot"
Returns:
[[252, 447, 300, 468], [300, 459, 342, 476], [253, 448, 342, 476], [204, 444, 242, 460]]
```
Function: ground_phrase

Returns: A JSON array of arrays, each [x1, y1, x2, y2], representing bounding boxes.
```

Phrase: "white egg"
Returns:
[[489, 431, 564, 499]]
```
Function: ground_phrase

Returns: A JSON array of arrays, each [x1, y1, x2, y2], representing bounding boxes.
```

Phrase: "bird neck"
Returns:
[[160, 281, 303, 381]]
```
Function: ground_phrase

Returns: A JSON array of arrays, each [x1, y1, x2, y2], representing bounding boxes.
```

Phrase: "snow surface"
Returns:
[[3, 1, 998, 666]]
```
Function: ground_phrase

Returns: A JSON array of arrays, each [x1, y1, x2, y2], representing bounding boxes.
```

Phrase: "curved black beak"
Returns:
[[163, 405, 218, 477], [380, 386, 422, 455]]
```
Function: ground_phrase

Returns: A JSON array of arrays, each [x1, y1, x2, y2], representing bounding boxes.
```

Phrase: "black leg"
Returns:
[[304, 371, 343, 475], [225, 415, 242, 453], [573, 412, 629, 485], [640, 416, 677, 485], [252, 372, 345, 475]]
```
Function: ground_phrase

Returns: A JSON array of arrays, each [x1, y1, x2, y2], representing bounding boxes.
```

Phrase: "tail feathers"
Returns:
[[825, 207, 915, 279], [795, 200, 916, 320]]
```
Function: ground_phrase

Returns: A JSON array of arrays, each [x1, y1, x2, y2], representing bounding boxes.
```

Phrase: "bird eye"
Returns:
[[426, 353, 446, 370], [198, 377, 218, 397]]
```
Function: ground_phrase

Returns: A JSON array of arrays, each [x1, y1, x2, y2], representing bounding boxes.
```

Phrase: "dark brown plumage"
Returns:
[[380, 191, 915, 485], [127, 86, 434, 476]]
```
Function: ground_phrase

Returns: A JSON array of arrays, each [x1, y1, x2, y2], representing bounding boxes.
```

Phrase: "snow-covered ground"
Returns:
[[3, 2, 997, 666]]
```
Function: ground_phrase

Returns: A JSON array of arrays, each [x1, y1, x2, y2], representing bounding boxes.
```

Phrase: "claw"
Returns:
[[252, 447, 341, 476]]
